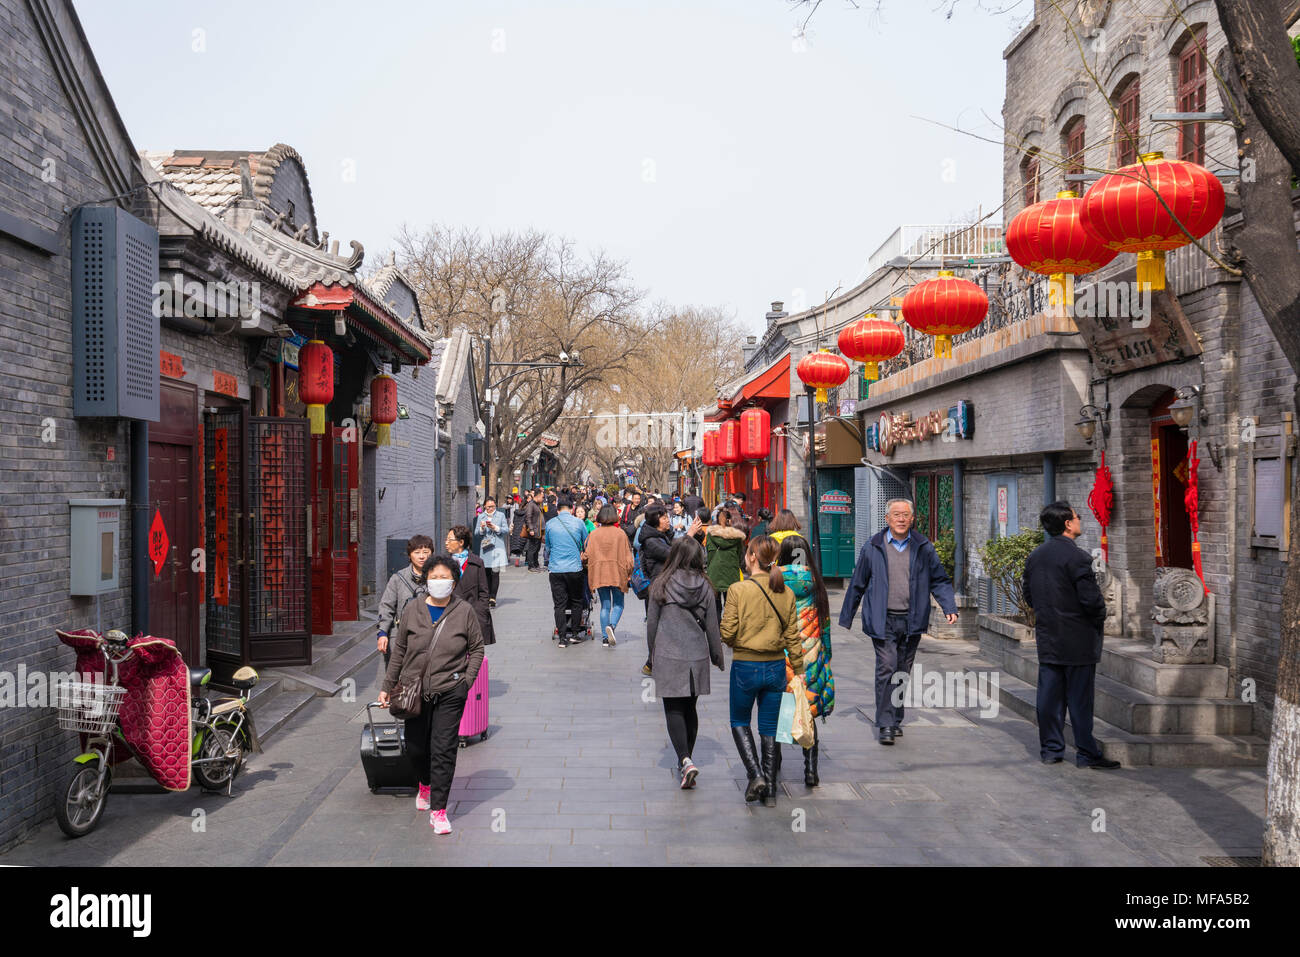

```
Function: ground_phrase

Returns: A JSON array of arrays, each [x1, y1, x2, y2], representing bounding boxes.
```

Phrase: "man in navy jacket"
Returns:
[[1022, 501, 1118, 769], [839, 499, 958, 744]]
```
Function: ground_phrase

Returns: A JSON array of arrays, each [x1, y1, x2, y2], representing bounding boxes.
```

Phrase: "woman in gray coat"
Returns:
[[646, 536, 725, 789]]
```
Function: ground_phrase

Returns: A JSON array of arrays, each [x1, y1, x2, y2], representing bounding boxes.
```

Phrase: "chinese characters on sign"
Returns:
[[1151, 437, 1163, 561], [148, 509, 168, 578], [213, 371, 239, 397], [214, 428, 230, 606], [159, 351, 185, 380], [819, 490, 852, 514]]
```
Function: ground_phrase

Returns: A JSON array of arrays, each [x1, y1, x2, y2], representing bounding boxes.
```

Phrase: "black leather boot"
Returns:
[[731, 727, 764, 803], [760, 736, 779, 807], [803, 724, 819, 787]]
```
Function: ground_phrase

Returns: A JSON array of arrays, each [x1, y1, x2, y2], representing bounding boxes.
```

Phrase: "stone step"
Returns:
[[1099, 640, 1229, 698], [310, 612, 378, 668], [984, 669, 1268, 767], [249, 686, 317, 742], [312, 636, 381, 690], [995, 637, 1252, 735]]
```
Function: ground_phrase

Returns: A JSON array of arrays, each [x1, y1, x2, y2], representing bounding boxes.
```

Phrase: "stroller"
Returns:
[[553, 584, 595, 642]]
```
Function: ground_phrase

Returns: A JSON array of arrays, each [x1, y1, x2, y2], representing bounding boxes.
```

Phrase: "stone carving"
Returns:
[[1094, 563, 1123, 638], [1150, 566, 1213, 663]]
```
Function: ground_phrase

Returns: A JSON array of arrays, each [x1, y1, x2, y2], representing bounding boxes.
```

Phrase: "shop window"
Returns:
[[912, 468, 954, 542], [1175, 27, 1208, 164], [1021, 150, 1041, 206], [1250, 421, 1292, 551], [1063, 116, 1086, 178], [1114, 75, 1141, 167]]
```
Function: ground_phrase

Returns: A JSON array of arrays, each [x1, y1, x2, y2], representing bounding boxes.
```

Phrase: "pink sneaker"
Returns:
[[430, 809, 452, 835], [416, 784, 431, 811]]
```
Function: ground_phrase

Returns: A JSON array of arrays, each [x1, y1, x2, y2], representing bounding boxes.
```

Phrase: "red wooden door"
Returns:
[[1150, 394, 1193, 569], [331, 426, 359, 621], [309, 432, 333, 636], [148, 442, 198, 663]]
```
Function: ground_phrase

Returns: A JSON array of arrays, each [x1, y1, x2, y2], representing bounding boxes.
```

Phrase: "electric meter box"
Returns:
[[69, 499, 125, 596]]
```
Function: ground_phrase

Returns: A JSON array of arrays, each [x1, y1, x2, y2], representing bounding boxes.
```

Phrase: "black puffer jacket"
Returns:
[[639, 525, 672, 581]]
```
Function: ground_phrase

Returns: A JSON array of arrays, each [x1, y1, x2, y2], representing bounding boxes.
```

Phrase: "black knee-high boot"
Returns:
[[731, 727, 765, 803], [760, 736, 779, 807], [803, 721, 819, 787]]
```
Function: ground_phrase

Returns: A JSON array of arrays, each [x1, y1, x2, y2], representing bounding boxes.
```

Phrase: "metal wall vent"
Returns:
[[72, 206, 159, 420]]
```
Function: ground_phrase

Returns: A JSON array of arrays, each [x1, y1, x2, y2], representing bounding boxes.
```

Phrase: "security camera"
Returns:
[[559, 350, 570, 364]]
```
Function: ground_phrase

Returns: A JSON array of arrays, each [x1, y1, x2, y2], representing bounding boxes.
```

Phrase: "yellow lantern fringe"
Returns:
[[1136, 250, 1166, 290], [308, 405, 326, 435], [377, 423, 392, 446], [933, 335, 953, 359], [863, 360, 879, 381]]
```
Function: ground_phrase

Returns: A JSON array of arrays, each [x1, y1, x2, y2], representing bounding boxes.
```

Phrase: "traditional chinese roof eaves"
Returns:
[[250, 219, 357, 287], [139, 154, 306, 292], [293, 281, 432, 365]]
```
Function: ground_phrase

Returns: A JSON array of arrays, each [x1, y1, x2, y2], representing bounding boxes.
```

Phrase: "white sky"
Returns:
[[75, 0, 1022, 335]]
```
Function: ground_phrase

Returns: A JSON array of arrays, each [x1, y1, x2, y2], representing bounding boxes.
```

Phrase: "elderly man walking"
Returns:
[[839, 498, 958, 745], [1023, 501, 1119, 769]]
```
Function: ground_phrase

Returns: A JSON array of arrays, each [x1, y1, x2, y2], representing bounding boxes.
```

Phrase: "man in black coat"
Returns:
[[1022, 501, 1119, 769]]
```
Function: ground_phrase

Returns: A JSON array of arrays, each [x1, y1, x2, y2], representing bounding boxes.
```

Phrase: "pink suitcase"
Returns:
[[458, 655, 489, 747]]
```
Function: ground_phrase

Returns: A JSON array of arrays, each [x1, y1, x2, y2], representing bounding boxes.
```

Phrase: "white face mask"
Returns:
[[427, 578, 455, 599]]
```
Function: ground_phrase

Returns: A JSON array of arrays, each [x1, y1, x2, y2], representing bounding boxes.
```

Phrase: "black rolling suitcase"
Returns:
[[360, 701, 418, 793]]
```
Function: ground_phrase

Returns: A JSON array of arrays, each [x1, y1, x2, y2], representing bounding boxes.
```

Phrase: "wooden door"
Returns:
[[309, 432, 333, 636], [816, 467, 857, 578], [148, 442, 197, 662], [1150, 396, 1193, 569], [331, 425, 359, 621]]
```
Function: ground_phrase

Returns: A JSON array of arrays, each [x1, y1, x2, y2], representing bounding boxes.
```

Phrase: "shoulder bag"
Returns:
[[389, 604, 454, 720]]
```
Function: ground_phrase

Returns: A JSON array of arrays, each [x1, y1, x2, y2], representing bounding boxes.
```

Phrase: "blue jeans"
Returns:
[[597, 586, 625, 634], [729, 659, 787, 737]]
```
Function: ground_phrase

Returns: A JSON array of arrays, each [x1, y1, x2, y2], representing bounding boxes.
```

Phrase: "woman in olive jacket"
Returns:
[[720, 535, 802, 808], [379, 555, 485, 835], [647, 537, 725, 789], [447, 526, 496, 645]]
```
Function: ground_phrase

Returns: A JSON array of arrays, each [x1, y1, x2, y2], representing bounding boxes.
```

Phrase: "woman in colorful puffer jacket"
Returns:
[[777, 534, 835, 787]]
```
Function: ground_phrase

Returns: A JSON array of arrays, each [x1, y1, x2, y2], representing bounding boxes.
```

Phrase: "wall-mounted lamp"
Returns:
[[397, 404, 410, 420], [334, 314, 347, 337], [1169, 385, 1208, 430], [1075, 403, 1110, 445]]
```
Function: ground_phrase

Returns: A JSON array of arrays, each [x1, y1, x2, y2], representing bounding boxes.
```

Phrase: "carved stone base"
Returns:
[[1152, 593, 1216, 664]]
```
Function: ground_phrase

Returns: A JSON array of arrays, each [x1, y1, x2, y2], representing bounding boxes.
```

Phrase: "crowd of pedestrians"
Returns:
[[380, 476, 1117, 834]]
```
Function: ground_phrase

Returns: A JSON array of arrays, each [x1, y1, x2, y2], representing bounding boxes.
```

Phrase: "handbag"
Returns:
[[775, 690, 797, 744], [788, 674, 815, 748], [629, 551, 651, 599], [388, 604, 453, 720]]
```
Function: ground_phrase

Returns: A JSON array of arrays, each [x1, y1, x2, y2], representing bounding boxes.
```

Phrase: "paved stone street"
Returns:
[[2, 565, 1267, 867]]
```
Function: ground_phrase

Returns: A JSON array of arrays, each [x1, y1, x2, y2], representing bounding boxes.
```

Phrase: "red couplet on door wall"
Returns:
[[148, 509, 168, 578]]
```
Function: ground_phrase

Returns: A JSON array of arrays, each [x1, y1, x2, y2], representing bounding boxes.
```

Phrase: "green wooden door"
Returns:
[[816, 467, 857, 578]]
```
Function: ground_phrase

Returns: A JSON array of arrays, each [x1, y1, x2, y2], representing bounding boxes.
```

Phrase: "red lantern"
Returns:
[[371, 374, 398, 446], [739, 407, 770, 460], [796, 349, 851, 404], [299, 339, 334, 435], [1006, 190, 1118, 306], [901, 271, 988, 360], [702, 429, 720, 468], [837, 314, 905, 382], [1079, 151, 1225, 291], [718, 419, 742, 465]]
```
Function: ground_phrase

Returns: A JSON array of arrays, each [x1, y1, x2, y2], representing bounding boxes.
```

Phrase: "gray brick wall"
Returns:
[[0, 0, 133, 851]]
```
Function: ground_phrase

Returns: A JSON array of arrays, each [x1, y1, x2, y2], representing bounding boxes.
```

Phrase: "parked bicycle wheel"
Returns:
[[55, 757, 110, 838]]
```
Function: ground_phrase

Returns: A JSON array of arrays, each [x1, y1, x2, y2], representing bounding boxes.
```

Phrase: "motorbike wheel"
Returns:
[[193, 725, 242, 792], [55, 758, 110, 838]]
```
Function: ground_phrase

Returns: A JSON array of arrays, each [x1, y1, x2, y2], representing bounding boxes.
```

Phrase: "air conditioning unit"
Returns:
[[456, 444, 472, 487], [72, 207, 160, 420]]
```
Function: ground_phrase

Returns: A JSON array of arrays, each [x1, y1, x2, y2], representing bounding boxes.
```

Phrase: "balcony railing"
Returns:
[[874, 262, 1049, 379], [865, 223, 1007, 276]]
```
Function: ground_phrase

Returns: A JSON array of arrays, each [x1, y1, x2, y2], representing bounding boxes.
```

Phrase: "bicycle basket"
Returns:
[[55, 681, 127, 735]]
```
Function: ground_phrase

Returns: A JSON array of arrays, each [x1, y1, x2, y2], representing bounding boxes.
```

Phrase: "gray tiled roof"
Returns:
[[142, 150, 250, 215]]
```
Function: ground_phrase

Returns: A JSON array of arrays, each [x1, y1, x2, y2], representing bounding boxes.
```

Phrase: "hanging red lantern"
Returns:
[[1006, 190, 1118, 306], [1079, 151, 1225, 291], [837, 314, 905, 383], [739, 407, 770, 460], [901, 271, 988, 360], [796, 349, 851, 404], [718, 419, 742, 465], [702, 430, 720, 468], [299, 339, 334, 435], [371, 374, 398, 446]]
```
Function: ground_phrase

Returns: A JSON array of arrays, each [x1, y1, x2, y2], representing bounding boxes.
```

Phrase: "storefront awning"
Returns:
[[740, 354, 791, 402]]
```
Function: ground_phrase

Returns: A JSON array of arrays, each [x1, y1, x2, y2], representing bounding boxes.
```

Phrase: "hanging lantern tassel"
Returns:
[[814, 386, 828, 404], [1048, 273, 1074, 308], [862, 360, 880, 382], [1136, 250, 1165, 291], [377, 422, 392, 446], [307, 404, 326, 435], [932, 335, 953, 360]]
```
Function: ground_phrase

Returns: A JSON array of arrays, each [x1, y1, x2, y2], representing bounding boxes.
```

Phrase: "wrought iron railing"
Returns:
[[865, 223, 1006, 276]]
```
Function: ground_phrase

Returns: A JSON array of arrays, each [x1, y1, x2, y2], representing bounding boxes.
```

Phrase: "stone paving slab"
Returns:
[[0, 566, 1267, 867]]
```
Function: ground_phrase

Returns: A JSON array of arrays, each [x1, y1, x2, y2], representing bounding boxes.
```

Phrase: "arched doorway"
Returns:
[[1149, 389, 1193, 569]]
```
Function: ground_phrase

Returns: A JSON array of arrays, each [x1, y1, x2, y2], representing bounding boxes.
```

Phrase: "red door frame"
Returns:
[[1150, 391, 1193, 569], [310, 432, 334, 636], [332, 425, 359, 622]]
